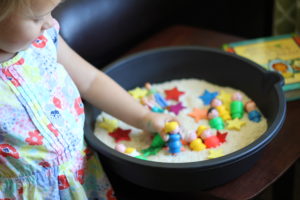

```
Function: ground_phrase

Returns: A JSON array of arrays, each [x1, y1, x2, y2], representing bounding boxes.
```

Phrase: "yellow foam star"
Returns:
[[128, 87, 148, 99], [218, 91, 231, 110], [226, 118, 246, 131], [97, 117, 118, 132], [208, 149, 224, 159]]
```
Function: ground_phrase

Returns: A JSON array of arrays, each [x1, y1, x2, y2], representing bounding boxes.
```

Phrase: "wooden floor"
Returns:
[[253, 160, 300, 200], [108, 160, 300, 199]]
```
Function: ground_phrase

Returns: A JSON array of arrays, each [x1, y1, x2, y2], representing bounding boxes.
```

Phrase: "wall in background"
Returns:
[[172, 0, 274, 38]]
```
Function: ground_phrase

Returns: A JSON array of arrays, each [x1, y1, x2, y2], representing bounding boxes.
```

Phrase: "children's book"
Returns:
[[223, 34, 300, 101]]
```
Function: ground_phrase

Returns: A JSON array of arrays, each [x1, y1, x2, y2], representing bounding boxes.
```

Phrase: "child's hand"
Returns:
[[140, 111, 179, 137]]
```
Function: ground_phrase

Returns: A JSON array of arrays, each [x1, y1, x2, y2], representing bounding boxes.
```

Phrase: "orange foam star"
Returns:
[[188, 108, 208, 122]]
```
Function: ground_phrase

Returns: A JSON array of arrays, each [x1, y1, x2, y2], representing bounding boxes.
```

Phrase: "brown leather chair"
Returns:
[[53, 0, 273, 69], [53, 0, 175, 68]]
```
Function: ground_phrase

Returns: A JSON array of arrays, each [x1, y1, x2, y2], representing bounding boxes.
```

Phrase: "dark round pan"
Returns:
[[84, 46, 286, 192]]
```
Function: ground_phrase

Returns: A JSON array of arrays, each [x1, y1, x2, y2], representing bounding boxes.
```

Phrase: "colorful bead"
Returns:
[[154, 93, 169, 108], [209, 116, 225, 130], [204, 135, 221, 148], [230, 92, 244, 119], [190, 138, 206, 151], [248, 110, 262, 122]]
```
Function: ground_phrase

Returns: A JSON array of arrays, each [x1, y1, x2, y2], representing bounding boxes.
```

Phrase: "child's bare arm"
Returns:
[[57, 35, 177, 133]]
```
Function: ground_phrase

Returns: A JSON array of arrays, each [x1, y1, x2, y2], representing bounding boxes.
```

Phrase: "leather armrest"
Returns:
[[53, 0, 173, 68]]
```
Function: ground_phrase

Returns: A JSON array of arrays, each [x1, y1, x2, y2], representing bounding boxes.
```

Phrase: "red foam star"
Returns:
[[109, 128, 131, 143], [164, 87, 185, 101], [217, 131, 228, 143]]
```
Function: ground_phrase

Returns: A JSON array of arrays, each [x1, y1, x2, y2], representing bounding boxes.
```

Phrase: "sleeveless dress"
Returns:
[[0, 22, 116, 200]]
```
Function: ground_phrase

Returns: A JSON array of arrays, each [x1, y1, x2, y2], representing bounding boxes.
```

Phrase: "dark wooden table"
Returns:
[[109, 25, 300, 200]]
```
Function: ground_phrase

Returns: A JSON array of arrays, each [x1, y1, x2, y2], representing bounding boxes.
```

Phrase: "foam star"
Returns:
[[128, 87, 148, 99], [226, 118, 246, 131], [216, 131, 228, 143], [208, 149, 224, 159], [188, 108, 208, 122], [97, 117, 118, 132], [109, 128, 131, 143], [169, 102, 186, 115], [164, 87, 185, 101], [217, 91, 232, 109], [199, 90, 219, 105]]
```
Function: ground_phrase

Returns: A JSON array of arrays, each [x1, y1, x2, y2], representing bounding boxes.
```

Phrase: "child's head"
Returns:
[[0, 0, 61, 55]]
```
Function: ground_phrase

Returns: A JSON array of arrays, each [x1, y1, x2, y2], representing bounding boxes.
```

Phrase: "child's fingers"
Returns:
[[157, 114, 177, 132], [142, 112, 181, 138]]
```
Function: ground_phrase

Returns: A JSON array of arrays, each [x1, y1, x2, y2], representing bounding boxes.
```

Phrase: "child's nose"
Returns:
[[41, 15, 55, 31]]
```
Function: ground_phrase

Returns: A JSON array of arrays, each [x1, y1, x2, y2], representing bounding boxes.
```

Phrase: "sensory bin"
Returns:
[[94, 78, 267, 163]]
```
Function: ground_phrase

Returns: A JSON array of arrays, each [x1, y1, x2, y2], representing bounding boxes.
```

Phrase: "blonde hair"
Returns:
[[0, 0, 32, 22], [196, 125, 209, 137], [164, 121, 179, 133]]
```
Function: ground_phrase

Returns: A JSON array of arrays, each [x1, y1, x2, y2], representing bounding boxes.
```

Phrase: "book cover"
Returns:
[[223, 34, 300, 101]]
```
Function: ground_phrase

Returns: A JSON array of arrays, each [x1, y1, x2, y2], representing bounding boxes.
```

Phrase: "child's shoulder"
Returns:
[[45, 19, 60, 48], [28, 19, 60, 56]]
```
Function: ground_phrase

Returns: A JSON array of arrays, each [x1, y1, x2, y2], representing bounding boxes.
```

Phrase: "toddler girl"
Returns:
[[0, 0, 177, 199]]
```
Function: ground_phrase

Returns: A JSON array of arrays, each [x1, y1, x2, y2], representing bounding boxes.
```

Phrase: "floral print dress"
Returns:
[[0, 22, 115, 200]]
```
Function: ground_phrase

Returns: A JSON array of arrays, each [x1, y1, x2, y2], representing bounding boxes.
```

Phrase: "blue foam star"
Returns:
[[199, 90, 219, 105]]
